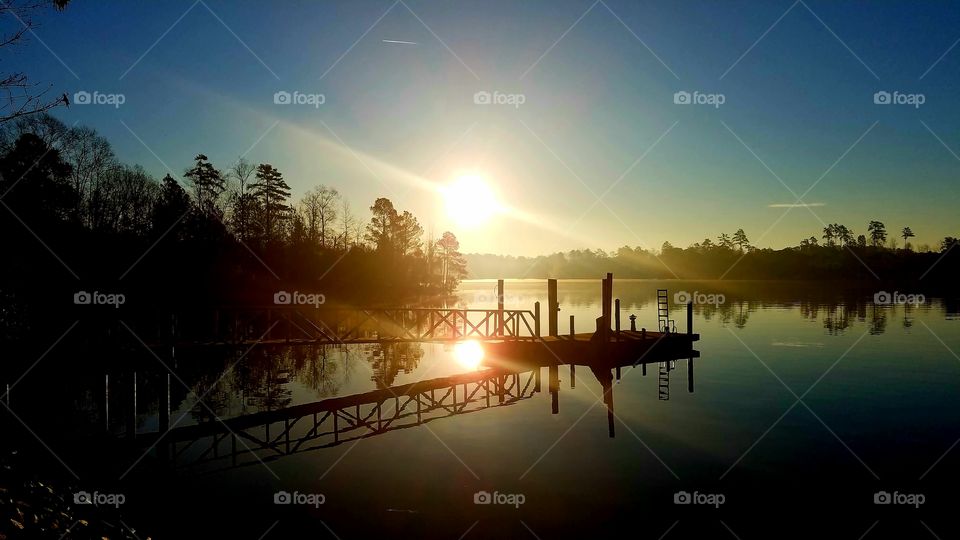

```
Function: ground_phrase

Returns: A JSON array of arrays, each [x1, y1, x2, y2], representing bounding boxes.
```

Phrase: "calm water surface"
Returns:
[[5, 279, 960, 538]]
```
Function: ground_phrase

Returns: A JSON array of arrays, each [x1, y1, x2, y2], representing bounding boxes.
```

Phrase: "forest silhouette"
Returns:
[[0, 114, 467, 343]]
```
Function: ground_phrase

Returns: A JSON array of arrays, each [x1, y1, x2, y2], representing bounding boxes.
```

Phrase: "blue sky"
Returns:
[[14, 0, 960, 254]]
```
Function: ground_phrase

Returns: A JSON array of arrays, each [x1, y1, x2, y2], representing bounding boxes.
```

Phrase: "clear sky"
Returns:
[[17, 0, 960, 255]]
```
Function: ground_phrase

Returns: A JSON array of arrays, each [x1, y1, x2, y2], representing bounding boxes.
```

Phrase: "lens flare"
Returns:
[[453, 340, 485, 369]]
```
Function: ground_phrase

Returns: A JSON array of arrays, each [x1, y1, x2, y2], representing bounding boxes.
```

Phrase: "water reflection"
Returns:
[[134, 343, 698, 473]]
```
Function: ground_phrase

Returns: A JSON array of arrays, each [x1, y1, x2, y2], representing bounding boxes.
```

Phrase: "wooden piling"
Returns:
[[547, 279, 559, 337], [105, 374, 110, 432], [687, 301, 693, 335], [497, 279, 505, 336], [569, 315, 575, 337], [128, 371, 137, 440], [534, 301, 541, 338], [688, 358, 694, 393], [160, 373, 170, 433], [615, 299, 621, 339]]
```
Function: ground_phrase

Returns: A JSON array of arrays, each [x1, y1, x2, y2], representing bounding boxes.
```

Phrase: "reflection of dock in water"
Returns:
[[129, 275, 701, 472], [145, 367, 540, 472], [141, 344, 698, 473]]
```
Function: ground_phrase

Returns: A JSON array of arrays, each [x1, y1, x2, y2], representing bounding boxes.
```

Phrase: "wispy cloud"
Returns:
[[768, 202, 826, 208], [382, 39, 417, 45]]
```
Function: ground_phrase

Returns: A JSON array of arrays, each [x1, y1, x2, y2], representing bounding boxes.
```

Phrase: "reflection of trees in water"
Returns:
[[367, 342, 424, 388], [704, 301, 753, 329], [292, 344, 357, 399], [869, 306, 887, 335], [901, 304, 914, 329], [822, 306, 851, 335]]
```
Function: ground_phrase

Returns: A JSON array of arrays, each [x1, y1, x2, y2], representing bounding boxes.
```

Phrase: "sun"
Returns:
[[442, 174, 499, 228], [453, 340, 485, 370]]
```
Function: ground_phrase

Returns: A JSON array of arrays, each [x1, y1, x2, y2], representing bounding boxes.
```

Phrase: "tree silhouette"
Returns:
[[184, 154, 226, 216], [250, 163, 290, 243], [437, 231, 467, 291], [366, 197, 396, 252], [0, 1, 72, 124], [901, 226, 915, 251], [733, 229, 750, 251], [867, 220, 887, 247], [941, 237, 958, 253], [717, 233, 734, 250]]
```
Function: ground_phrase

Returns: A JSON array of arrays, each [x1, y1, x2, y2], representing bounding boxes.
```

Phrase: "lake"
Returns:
[[2, 279, 958, 538]]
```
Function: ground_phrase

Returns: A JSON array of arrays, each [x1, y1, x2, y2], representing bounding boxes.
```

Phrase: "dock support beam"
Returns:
[[547, 279, 558, 337], [534, 301, 541, 338], [497, 279, 505, 336], [601, 273, 613, 335], [615, 298, 621, 339]]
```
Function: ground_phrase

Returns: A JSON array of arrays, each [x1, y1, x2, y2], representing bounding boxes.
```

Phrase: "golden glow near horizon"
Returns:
[[453, 340, 485, 370], [442, 174, 500, 229]]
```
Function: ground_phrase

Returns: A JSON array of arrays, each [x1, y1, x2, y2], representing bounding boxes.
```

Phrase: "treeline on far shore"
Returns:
[[465, 228, 960, 284]]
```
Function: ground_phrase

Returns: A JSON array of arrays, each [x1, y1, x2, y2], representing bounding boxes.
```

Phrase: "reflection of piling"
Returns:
[[549, 364, 559, 414], [602, 372, 615, 438], [688, 358, 694, 393], [569, 315, 576, 388]]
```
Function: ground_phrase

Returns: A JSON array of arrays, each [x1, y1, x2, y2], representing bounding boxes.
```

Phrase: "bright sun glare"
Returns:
[[442, 174, 499, 228], [453, 340, 485, 370]]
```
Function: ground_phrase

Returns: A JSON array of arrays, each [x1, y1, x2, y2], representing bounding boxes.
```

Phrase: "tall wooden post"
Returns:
[[615, 299, 621, 339], [547, 279, 559, 337], [127, 371, 137, 440], [104, 373, 110, 432], [687, 301, 693, 336], [534, 301, 541, 338], [601, 273, 613, 336], [497, 279, 505, 336]]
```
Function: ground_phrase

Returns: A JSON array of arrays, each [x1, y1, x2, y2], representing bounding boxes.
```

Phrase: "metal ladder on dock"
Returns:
[[658, 362, 670, 400], [657, 289, 674, 333]]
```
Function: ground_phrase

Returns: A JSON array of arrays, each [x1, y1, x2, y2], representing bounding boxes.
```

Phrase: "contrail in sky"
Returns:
[[382, 39, 418, 45]]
